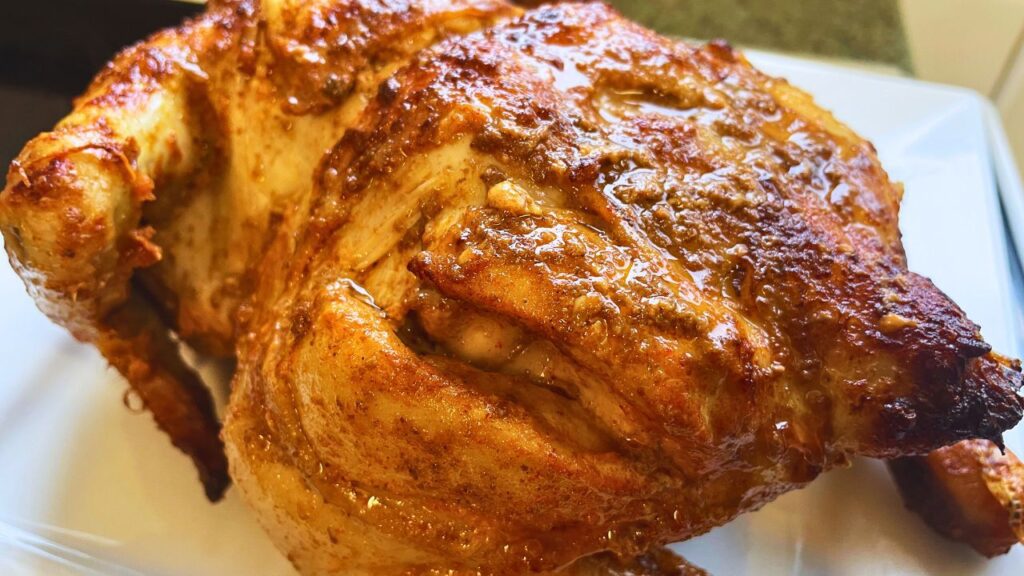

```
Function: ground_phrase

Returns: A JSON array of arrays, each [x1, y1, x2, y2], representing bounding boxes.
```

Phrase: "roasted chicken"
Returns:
[[1, 0, 1023, 573]]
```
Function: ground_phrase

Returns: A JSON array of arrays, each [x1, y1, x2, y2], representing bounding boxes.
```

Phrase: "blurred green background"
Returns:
[[610, 0, 910, 70]]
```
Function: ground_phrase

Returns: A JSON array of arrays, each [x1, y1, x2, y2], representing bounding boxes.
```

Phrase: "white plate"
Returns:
[[1, 51, 1022, 575]]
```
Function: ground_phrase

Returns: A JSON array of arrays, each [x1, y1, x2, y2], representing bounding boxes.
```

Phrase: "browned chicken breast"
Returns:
[[1, 0, 1022, 574]]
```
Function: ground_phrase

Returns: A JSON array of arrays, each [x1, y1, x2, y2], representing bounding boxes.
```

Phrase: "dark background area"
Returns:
[[0, 0, 202, 167]]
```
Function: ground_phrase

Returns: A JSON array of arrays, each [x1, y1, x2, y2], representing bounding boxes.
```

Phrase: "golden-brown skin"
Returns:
[[1, 0, 1023, 573], [0, 0, 521, 499], [890, 440, 1024, 557]]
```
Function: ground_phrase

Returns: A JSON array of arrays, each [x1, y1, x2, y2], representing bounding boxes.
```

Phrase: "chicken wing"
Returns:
[[0, 0, 520, 499], [890, 440, 1024, 557]]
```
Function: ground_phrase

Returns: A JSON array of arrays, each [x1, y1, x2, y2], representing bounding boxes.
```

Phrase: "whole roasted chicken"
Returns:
[[1, 0, 1023, 573]]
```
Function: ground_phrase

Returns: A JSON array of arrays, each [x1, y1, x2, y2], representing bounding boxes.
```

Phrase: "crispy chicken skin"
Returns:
[[0, 0, 521, 499], [1, 0, 1023, 573]]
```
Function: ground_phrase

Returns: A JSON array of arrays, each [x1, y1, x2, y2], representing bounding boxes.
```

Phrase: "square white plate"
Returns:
[[0, 51, 1021, 575]]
